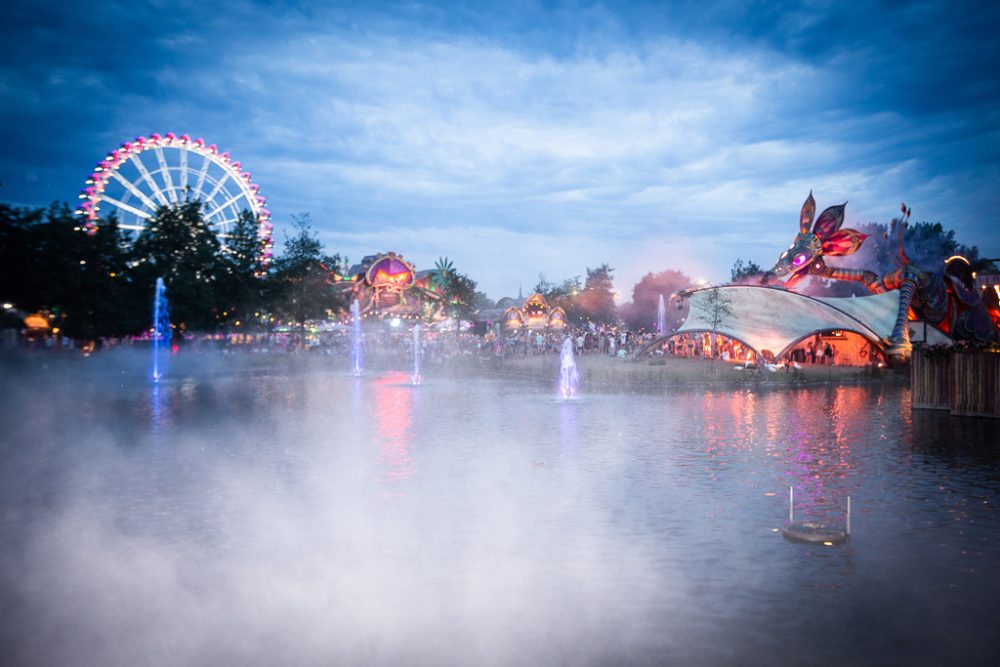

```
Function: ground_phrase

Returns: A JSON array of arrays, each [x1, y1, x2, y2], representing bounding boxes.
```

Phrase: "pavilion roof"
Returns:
[[675, 285, 912, 356]]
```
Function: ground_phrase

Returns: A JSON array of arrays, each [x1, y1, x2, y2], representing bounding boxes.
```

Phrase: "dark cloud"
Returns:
[[1, 1, 998, 298]]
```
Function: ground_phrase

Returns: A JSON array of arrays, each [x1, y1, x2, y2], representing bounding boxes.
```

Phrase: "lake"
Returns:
[[1, 359, 998, 665]]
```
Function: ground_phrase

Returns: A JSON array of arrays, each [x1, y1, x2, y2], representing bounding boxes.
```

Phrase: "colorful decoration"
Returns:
[[501, 293, 567, 331], [75, 133, 273, 271], [330, 252, 442, 319], [763, 193, 1000, 359]]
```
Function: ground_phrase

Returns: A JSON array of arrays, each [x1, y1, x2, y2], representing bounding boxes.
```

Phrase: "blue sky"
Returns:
[[2, 0, 998, 300]]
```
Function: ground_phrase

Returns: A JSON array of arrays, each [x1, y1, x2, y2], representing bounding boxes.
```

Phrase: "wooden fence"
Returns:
[[912, 348, 1000, 418]]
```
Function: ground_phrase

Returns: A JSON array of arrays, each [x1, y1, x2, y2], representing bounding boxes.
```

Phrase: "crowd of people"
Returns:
[[5, 321, 874, 369], [495, 327, 645, 358]]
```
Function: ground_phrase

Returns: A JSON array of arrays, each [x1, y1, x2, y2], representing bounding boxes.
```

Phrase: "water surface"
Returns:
[[1, 364, 998, 665]]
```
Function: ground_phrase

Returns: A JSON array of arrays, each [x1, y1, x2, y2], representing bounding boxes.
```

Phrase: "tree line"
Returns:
[[0, 201, 477, 340], [4, 198, 990, 341]]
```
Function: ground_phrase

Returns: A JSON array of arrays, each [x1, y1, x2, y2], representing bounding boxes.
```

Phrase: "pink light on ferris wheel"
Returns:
[[73, 132, 274, 270]]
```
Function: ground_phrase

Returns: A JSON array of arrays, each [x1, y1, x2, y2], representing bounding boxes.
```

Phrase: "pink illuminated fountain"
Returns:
[[559, 336, 579, 399]]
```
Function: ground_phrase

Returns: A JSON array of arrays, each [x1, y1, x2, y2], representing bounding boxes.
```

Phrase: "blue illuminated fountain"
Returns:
[[151, 277, 171, 383], [657, 294, 666, 335], [350, 299, 364, 376], [411, 323, 423, 385], [559, 336, 579, 399]]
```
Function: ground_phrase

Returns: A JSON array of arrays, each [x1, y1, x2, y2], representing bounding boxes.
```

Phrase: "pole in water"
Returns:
[[782, 487, 851, 545]]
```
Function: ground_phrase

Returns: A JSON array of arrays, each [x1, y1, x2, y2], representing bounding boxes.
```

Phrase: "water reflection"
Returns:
[[149, 382, 170, 436], [372, 372, 416, 497], [3, 372, 999, 666], [559, 401, 579, 454]]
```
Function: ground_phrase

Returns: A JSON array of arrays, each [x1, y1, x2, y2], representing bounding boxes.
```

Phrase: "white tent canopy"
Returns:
[[676, 285, 921, 357]]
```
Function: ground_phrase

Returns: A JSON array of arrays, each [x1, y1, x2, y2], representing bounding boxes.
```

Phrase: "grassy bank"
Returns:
[[484, 353, 903, 389]]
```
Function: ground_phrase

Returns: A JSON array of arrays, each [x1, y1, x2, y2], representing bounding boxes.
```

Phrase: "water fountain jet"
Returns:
[[559, 336, 579, 399], [350, 299, 364, 376], [151, 277, 171, 382], [411, 323, 423, 385]]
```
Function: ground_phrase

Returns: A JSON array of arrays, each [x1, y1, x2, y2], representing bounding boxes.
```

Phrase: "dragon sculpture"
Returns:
[[761, 192, 1000, 361]]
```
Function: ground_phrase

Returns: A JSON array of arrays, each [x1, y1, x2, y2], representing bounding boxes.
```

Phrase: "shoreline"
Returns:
[[0, 347, 907, 391]]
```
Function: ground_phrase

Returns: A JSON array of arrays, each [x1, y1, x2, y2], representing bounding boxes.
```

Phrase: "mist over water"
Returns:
[[1, 357, 999, 666]]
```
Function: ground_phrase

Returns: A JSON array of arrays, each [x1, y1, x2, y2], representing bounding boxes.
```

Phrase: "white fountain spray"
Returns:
[[657, 294, 666, 335], [559, 336, 579, 399], [350, 299, 363, 376], [411, 323, 423, 385], [151, 277, 171, 383]]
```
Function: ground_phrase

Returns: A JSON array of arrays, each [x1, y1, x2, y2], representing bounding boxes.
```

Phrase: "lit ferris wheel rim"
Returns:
[[76, 132, 273, 266]]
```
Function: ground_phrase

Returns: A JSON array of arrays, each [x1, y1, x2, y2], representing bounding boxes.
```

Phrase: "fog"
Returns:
[[2, 354, 999, 666], [0, 359, 678, 666]]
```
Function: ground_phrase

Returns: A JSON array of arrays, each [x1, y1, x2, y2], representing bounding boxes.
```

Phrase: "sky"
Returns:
[[2, 0, 999, 301]]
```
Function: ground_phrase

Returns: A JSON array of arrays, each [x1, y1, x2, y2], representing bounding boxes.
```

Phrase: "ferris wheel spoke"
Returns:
[[108, 171, 159, 212], [193, 154, 211, 197], [100, 194, 154, 226], [153, 147, 179, 204], [211, 216, 239, 232], [204, 191, 248, 221], [180, 146, 189, 193], [203, 171, 235, 211], [128, 154, 170, 207]]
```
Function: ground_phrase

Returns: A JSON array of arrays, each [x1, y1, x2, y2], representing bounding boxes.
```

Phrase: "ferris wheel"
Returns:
[[76, 132, 273, 267]]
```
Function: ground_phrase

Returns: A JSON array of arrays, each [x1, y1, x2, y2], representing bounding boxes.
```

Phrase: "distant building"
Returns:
[[497, 293, 567, 332]]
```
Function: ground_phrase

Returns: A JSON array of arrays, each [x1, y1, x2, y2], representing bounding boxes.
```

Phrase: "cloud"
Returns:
[[1, 1, 998, 299]]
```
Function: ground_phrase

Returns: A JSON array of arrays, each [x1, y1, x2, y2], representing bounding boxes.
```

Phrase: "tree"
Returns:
[[0, 203, 138, 339], [693, 288, 734, 358], [730, 258, 762, 283], [472, 291, 495, 310], [218, 209, 266, 329], [64, 213, 141, 338], [578, 263, 617, 324], [130, 200, 226, 331], [431, 256, 455, 292], [621, 269, 692, 331], [534, 273, 584, 323], [269, 214, 345, 331], [442, 272, 478, 320]]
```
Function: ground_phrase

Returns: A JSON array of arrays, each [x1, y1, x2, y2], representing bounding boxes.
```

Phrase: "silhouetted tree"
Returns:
[[534, 273, 584, 323], [218, 209, 267, 330], [269, 214, 345, 331], [443, 272, 478, 320], [730, 258, 762, 283], [130, 200, 225, 331], [0, 203, 138, 338], [578, 264, 617, 324], [621, 269, 692, 331]]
